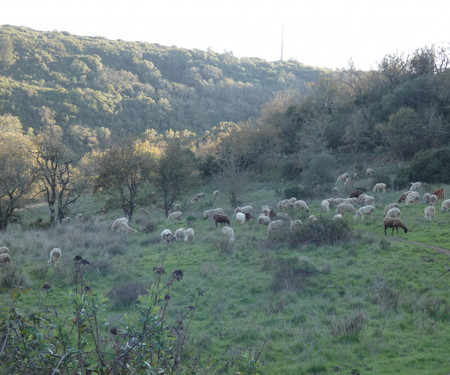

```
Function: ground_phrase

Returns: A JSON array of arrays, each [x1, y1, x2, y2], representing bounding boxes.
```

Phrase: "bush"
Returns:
[[407, 147, 450, 183], [289, 216, 353, 247], [271, 256, 319, 291], [331, 312, 364, 338], [108, 281, 149, 307]]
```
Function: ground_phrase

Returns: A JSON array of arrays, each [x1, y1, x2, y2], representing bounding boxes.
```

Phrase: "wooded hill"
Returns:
[[0, 25, 321, 136]]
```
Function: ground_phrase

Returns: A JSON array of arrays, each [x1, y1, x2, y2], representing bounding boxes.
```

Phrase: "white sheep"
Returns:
[[332, 214, 343, 221], [184, 228, 195, 242], [236, 212, 246, 224], [268, 220, 288, 235], [0, 253, 11, 266], [353, 205, 375, 221], [276, 212, 292, 222], [75, 213, 83, 221], [290, 219, 303, 231], [373, 183, 387, 193], [440, 199, 450, 212], [335, 202, 357, 215], [405, 192, 420, 205], [430, 194, 439, 206], [0, 246, 9, 254], [213, 190, 219, 198], [308, 215, 318, 223], [166, 211, 182, 221], [234, 205, 253, 215], [337, 172, 350, 183], [222, 226, 235, 241], [258, 214, 271, 226], [424, 206, 436, 220], [203, 208, 225, 219], [365, 168, 374, 176], [175, 204, 182, 211], [174, 228, 186, 241], [48, 248, 61, 266], [118, 222, 138, 234], [321, 199, 330, 212], [385, 207, 401, 218], [358, 194, 368, 203], [363, 195, 375, 205], [410, 182, 422, 191], [294, 200, 309, 212], [62, 216, 71, 223], [423, 193, 431, 204], [344, 197, 359, 205], [161, 229, 174, 243], [276, 199, 294, 210], [384, 203, 400, 217], [111, 218, 129, 231], [261, 205, 271, 216]]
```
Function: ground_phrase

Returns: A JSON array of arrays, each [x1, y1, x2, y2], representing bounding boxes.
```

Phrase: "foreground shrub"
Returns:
[[288, 216, 353, 247], [271, 256, 319, 291]]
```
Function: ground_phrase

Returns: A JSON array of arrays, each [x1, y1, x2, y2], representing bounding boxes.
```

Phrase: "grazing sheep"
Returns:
[[258, 214, 271, 226], [166, 211, 182, 221], [62, 216, 71, 223], [0, 246, 9, 254], [48, 248, 62, 265], [222, 226, 235, 241], [111, 217, 129, 232], [203, 208, 225, 219], [337, 172, 350, 183], [423, 193, 431, 204], [335, 202, 357, 215], [373, 183, 387, 193], [440, 199, 450, 212], [308, 215, 318, 223], [354, 205, 375, 221], [118, 222, 138, 234], [213, 190, 219, 198], [268, 220, 288, 235], [236, 212, 246, 225], [349, 190, 363, 199], [433, 188, 445, 200], [321, 199, 330, 212], [430, 194, 439, 205], [357, 194, 368, 203], [214, 214, 231, 227], [76, 213, 83, 221], [365, 168, 374, 176], [276, 199, 294, 210], [405, 192, 420, 205], [290, 219, 303, 231], [174, 228, 186, 241], [276, 212, 292, 222], [384, 203, 400, 217], [184, 228, 194, 242], [362, 195, 375, 205], [385, 207, 401, 219], [161, 229, 174, 243], [191, 192, 205, 202], [344, 197, 359, 205], [269, 209, 277, 219], [175, 204, 182, 211], [261, 205, 271, 216], [410, 182, 422, 191], [234, 206, 253, 215], [245, 212, 254, 221], [383, 217, 408, 235], [294, 200, 309, 213], [0, 253, 11, 266], [333, 214, 343, 221], [424, 206, 436, 220]]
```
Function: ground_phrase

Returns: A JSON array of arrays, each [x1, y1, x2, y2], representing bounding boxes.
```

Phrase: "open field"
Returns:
[[1, 179, 449, 374]]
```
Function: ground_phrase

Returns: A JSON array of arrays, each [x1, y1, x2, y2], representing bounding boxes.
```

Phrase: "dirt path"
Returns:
[[386, 236, 450, 257]]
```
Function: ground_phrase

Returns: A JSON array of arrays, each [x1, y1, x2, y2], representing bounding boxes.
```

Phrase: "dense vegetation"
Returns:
[[0, 25, 450, 374]]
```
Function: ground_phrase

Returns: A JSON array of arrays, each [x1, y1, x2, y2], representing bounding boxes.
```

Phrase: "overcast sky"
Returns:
[[1, 0, 449, 70]]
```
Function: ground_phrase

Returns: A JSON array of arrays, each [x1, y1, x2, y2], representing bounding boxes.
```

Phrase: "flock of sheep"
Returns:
[[2, 170, 449, 271]]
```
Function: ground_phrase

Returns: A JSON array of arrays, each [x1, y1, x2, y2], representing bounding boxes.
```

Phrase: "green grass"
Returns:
[[1, 181, 449, 374]]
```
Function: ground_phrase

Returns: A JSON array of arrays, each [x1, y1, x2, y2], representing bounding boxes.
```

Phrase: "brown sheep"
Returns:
[[213, 214, 231, 227], [245, 212, 254, 221], [433, 188, 445, 200], [383, 217, 408, 235], [349, 190, 363, 199]]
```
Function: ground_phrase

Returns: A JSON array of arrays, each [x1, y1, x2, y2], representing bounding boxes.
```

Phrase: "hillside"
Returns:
[[0, 176, 449, 374], [0, 25, 322, 136]]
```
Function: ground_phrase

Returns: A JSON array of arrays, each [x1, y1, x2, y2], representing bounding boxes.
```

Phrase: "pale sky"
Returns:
[[1, 0, 449, 70]]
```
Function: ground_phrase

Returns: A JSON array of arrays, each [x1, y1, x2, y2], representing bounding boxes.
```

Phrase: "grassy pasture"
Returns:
[[0, 180, 449, 374]]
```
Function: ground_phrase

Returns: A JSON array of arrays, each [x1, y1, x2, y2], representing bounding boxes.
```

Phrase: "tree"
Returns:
[[0, 114, 36, 230], [94, 139, 157, 222], [155, 137, 199, 218], [34, 108, 86, 225], [0, 36, 16, 69]]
